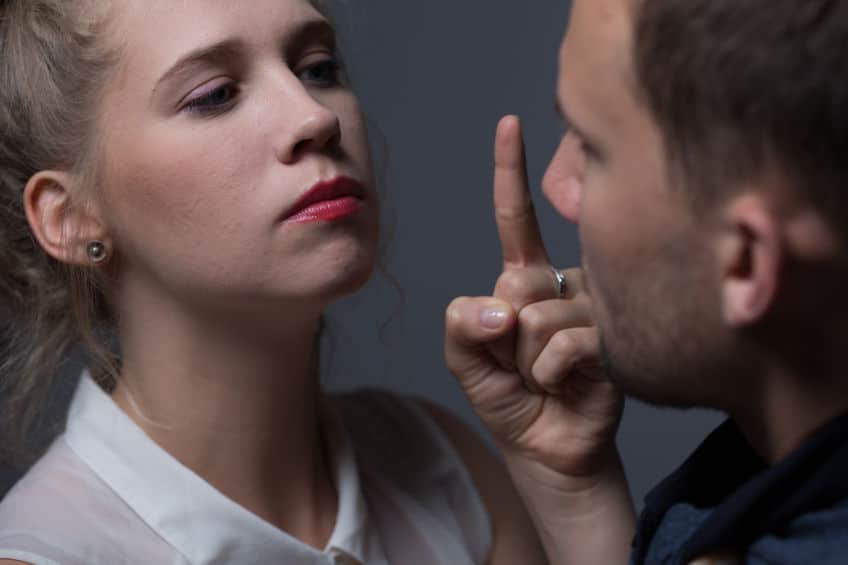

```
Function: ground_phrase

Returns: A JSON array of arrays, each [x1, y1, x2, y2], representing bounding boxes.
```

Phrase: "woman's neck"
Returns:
[[111, 283, 337, 547]]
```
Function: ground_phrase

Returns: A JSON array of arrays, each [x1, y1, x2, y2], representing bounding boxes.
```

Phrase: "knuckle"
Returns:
[[495, 270, 534, 301], [563, 267, 587, 292], [565, 296, 593, 325], [445, 297, 470, 327], [550, 330, 576, 357], [444, 354, 462, 375], [495, 202, 534, 224], [534, 369, 559, 389], [562, 267, 582, 279], [518, 303, 547, 334], [573, 294, 592, 310]]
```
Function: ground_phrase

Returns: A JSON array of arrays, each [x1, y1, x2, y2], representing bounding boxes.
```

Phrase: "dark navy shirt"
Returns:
[[630, 413, 848, 564]]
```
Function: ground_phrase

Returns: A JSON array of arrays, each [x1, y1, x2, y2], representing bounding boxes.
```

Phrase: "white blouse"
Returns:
[[0, 375, 491, 565]]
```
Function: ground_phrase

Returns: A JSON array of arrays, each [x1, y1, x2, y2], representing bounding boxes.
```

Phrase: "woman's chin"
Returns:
[[271, 245, 376, 307], [314, 228, 379, 298], [316, 253, 377, 302]]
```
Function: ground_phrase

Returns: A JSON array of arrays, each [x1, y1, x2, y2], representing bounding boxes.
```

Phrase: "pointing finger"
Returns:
[[494, 115, 549, 269]]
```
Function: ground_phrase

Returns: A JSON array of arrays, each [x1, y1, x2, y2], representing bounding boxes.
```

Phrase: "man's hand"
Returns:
[[445, 116, 635, 565], [445, 115, 622, 478]]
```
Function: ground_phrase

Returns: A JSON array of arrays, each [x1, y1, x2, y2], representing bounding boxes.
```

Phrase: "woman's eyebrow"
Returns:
[[154, 39, 246, 93], [153, 18, 336, 94], [283, 19, 336, 59]]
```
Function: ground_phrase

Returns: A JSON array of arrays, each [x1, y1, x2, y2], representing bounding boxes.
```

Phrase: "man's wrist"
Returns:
[[503, 447, 628, 513], [501, 448, 637, 565]]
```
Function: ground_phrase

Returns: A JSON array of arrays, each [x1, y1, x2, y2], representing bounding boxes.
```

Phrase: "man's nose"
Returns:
[[542, 134, 583, 224]]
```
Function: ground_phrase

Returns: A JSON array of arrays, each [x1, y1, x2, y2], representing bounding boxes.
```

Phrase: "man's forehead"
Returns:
[[557, 0, 637, 127], [560, 0, 634, 72]]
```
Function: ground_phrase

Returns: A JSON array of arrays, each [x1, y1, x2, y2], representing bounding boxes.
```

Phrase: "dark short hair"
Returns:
[[634, 0, 848, 229]]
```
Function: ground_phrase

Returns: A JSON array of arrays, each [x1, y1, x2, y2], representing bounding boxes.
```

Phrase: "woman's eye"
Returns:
[[298, 57, 343, 87], [182, 82, 240, 116]]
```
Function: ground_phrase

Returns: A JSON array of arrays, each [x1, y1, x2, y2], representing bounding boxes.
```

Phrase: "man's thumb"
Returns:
[[444, 296, 515, 384]]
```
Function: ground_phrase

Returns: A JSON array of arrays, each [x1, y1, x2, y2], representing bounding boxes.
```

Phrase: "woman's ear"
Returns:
[[716, 194, 782, 328], [23, 171, 110, 266]]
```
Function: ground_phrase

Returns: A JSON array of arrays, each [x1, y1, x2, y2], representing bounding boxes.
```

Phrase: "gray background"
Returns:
[[1, 1, 722, 509], [323, 0, 722, 510]]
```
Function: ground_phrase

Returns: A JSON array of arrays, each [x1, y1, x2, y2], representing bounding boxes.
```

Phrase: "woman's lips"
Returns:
[[286, 196, 363, 223], [282, 177, 365, 224]]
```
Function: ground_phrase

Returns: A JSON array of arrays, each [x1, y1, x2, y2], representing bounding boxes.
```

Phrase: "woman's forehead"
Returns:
[[108, 0, 327, 55], [104, 0, 328, 84]]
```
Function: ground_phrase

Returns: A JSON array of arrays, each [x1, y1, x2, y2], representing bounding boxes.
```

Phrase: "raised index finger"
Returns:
[[494, 115, 549, 269]]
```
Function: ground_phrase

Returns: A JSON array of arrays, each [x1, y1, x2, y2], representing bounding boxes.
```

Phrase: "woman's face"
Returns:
[[95, 0, 378, 315]]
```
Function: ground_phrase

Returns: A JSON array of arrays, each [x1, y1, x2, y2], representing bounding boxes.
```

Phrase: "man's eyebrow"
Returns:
[[555, 99, 587, 140]]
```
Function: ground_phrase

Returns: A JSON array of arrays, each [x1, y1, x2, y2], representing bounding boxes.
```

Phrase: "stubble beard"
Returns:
[[593, 246, 732, 410]]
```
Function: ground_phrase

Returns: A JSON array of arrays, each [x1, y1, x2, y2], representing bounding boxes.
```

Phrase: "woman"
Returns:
[[0, 0, 547, 563]]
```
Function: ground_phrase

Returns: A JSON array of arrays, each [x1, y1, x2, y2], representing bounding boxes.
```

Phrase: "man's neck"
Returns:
[[732, 361, 848, 464]]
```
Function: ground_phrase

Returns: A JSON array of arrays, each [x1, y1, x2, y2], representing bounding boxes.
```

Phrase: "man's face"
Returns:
[[542, 0, 730, 407]]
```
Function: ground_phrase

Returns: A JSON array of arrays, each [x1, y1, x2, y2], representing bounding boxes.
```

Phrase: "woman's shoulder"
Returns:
[[329, 389, 473, 482], [0, 438, 177, 565], [0, 437, 115, 526], [328, 390, 492, 563], [328, 388, 511, 495], [410, 400, 549, 565], [0, 439, 96, 563], [329, 389, 547, 565]]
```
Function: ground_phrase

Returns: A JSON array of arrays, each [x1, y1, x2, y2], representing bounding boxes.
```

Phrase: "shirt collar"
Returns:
[[632, 412, 848, 563], [64, 372, 370, 565]]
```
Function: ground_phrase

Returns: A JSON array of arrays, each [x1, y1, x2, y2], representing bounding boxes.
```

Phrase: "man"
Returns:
[[445, 0, 848, 563]]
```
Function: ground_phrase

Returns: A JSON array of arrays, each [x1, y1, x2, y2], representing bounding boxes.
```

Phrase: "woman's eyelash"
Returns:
[[298, 57, 344, 86], [180, 55, 344, 117], [182, 83, 240, 116]]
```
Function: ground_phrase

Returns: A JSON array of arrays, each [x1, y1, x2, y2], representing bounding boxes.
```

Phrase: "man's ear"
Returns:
[[23, 171, 110, 266], [716, 194, 782, 327]]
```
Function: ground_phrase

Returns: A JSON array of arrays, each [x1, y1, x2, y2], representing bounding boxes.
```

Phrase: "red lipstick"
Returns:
[[283, 177, 365, 224]]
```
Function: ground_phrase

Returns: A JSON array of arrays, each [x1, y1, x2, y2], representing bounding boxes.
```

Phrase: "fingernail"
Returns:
[[481, 307, 508, 329]]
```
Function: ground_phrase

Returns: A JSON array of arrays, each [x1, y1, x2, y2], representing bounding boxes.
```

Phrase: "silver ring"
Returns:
[[551, 266, 567, 299]]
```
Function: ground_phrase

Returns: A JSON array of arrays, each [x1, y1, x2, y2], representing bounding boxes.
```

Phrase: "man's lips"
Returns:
[[282, 177, 365, 224]]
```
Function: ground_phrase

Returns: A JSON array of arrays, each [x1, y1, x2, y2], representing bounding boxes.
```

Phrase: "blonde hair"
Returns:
[[0, 0, 342, 465], [0, 0, 348, 469], [0, 0, 119, 465]]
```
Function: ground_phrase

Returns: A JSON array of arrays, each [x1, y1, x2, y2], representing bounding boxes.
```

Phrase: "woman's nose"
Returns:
[[275, 88, 342, 165]]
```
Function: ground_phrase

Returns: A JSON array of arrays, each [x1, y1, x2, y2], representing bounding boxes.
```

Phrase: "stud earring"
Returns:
[[86, 240, 109, 264]]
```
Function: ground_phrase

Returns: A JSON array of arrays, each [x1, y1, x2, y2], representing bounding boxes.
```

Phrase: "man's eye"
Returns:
[[299, 58, 343, 87], [182, 82, 240, 116], [576, 138, 601, 163]]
